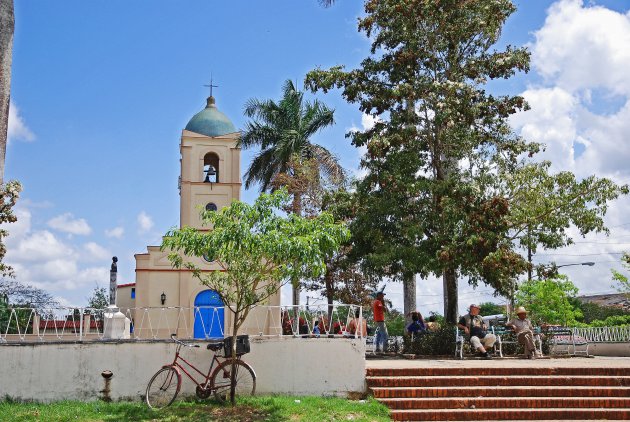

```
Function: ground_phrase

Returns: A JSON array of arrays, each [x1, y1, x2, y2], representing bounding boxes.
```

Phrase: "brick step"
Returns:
[[370, 385, 630, 399], [367, 375, 630, 387], [389, 408, 630, 421], [378, 396, 630, 409], [366, 367, 630, 377]]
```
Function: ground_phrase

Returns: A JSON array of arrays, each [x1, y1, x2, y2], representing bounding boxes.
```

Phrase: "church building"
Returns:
[[117, 94, 281, 338]]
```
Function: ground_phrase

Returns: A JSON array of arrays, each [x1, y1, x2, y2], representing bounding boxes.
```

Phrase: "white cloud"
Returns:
[[7, 102, 35, 143], [506, 0, 630, 302], [11, 230, 75, 262], [104, 226, 124, 239], [47, 213, 92, 235], [137, 211, 154, 233], [83, 242, 110, 262], [531, 0, 630, 96], [511, 0, 630, 179]]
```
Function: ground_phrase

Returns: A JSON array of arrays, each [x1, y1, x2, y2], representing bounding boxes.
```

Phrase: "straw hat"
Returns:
[[515, 306, 527, 315]]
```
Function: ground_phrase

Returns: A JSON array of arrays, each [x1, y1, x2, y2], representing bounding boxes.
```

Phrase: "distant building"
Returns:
[[117, 94, 281, 339], [576, 293, 630, 311]]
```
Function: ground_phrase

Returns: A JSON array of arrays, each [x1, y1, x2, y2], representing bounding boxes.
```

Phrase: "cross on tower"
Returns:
[[203, 76, 219, 98]]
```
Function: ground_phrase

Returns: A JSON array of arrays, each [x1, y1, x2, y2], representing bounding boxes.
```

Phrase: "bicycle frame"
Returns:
[[167, 341, 221, 389]]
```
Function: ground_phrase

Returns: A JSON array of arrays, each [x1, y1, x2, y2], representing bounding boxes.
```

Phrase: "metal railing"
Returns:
[[0, 304, 365, 343], [570, 326, 630, 343]]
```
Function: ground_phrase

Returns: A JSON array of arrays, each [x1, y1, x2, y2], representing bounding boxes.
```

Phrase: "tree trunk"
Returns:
[[229, 316, 239, 405], [291, 277, 300, 306], [0, 0, 15, 184], [325, 267, 334, 320], [443, 268, 458, 324], [290, 192, 302, 306], [402, 272, 416, 323]]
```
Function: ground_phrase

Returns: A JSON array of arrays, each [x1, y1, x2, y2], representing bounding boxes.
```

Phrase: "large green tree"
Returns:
[[162, 189, 348, 404], [239, 79, 345, 306], [306, 0, 627, 323]]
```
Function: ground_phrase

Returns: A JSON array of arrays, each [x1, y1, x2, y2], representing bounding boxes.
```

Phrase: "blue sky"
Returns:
[[6, 0, 630, 313]]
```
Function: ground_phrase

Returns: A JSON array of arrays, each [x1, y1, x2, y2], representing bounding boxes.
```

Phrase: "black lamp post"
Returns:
[[556, 262, 595, 269], [160, 292, 166, 306]]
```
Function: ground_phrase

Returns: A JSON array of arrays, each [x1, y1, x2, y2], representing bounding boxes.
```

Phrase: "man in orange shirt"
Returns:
[[373, 291, 388, 353]]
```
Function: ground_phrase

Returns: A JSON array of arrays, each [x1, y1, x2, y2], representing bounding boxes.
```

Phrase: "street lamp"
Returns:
[[556, 262, 595, 269], [536, 261, 595, 280]]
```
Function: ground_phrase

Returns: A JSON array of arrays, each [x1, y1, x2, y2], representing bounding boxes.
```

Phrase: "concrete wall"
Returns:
[[0, 337, 366, 402], [588, 342, 630, 357]]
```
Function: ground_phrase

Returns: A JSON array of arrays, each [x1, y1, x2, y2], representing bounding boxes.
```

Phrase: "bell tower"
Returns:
[[179, 94, 241, 229]]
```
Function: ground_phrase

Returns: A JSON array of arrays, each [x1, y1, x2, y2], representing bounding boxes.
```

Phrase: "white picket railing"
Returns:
[[0, 304, 365, 343], [570, 326, 630, 343]]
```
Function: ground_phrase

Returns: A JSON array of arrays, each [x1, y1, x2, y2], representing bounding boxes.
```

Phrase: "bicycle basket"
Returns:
[[223, 335, 250, 356]]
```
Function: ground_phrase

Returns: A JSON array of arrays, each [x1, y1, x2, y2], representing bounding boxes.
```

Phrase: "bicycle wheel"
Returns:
[[145, 366, 181, 409], [211, 359, 256, 403]]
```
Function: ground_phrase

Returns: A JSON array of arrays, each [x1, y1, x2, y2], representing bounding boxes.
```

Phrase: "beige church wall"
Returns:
[[0, 338, 366, 402], [116, 286, 135, 316]]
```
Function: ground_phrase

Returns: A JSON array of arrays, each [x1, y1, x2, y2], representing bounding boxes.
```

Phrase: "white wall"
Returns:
[[0, 337, 366, 402]]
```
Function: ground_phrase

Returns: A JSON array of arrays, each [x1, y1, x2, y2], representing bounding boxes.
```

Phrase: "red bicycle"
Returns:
[[145, 334, 256, 409]]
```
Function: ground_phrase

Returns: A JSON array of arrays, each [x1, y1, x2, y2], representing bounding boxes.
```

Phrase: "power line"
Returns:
[[535, 252, 625, 257]]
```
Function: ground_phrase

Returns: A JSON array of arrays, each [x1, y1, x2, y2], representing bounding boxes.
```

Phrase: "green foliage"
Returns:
[[589, 315, 630, 327], [305, 0, 627, 324], [0, 181, 21, 278], [611, 252, 630, 296], [515, 275, 582, 326], [163, 189, 349, 320], [479, 302, 505, 316], [87, 286, 108, 310], [573, 300, 629, 324], [239, 80, 343, 195], [384, 309, 405, 336], [402, 325, 454, 356]]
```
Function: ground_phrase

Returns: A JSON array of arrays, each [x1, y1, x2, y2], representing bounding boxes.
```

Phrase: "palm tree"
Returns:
[[0, 0, 15, 184], [239, 79, 344, 305]]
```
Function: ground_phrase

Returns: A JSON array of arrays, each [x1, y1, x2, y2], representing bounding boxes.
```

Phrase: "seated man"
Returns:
[[506, 306, 539, 359], [458, 304, 496, 359], [406, 311, 426, 336], [347, 309, 367, 337]]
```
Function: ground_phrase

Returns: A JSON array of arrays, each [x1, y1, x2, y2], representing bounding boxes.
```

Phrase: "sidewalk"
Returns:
[[366, 356, 630, 369]]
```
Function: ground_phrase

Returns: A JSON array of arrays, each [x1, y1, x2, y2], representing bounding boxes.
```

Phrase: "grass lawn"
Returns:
[[0, 396, 390, 422]]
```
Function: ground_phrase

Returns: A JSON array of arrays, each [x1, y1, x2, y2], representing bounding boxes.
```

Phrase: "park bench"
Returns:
[[492, 325, 543, 358], [545, 326, 589, 357], [454, 328, 501, 359]]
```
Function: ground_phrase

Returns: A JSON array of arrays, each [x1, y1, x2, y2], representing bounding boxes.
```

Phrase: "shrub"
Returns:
[[589, 314, 630, 327], [402, 325, 454, 356]]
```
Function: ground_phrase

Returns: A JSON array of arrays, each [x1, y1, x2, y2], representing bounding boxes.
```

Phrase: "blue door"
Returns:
[[194, 290, 224, 339]]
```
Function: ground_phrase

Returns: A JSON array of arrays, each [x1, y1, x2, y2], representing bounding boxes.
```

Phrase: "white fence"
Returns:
[[571, 326, 630, 343], [0, 304, 365, 343]]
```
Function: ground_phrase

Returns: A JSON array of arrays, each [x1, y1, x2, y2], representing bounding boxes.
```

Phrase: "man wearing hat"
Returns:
[[458, 304, 496, 359], [507, 306, 539, 359], [372, 290, 388, 353]]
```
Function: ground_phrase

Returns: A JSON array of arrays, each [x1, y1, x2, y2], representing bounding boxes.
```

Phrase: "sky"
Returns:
[[5, 0, 630, 314]]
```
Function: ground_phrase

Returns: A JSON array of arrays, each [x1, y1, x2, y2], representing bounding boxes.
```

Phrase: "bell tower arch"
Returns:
[[179, 95, 241, 229]]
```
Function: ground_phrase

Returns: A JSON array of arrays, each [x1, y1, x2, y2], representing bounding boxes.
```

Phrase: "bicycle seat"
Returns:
[[207, 342, 223, 351]]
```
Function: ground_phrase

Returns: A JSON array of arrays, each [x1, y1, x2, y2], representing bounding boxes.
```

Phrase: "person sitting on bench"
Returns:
[[458, 304, 496, 359], [506, 306, 540, 359]]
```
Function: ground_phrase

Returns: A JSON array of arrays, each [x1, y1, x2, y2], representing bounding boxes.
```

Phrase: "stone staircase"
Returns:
[[367, 366, 630, 421]]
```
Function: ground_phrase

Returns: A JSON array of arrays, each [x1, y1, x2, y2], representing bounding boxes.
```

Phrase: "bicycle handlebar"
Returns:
[[170, 333, 200, 348]]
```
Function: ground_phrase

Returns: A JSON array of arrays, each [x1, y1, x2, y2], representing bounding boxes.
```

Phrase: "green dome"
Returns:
[[185, 96, 236, 137]]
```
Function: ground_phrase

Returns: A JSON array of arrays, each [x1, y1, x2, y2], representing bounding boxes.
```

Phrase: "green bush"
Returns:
[[402, 325, 454, 356], [573, 300, 630, 324], [589, 314, 630, 327]]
